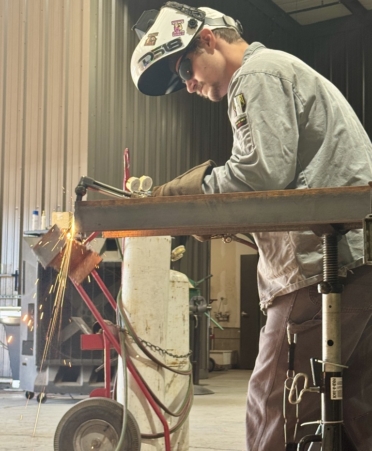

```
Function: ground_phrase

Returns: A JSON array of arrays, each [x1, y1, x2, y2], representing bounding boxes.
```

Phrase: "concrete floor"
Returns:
[[0, 369, 250, 451]]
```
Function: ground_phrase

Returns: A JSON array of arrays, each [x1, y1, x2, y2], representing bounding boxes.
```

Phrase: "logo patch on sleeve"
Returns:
[[233, 93, 246, 115], [235, 117, 247, 129]]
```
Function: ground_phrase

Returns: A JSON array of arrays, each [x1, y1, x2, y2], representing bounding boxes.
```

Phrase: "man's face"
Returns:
[[175, 44, 228, 102]]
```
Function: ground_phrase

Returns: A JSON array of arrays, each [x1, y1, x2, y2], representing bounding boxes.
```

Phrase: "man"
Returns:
[[131, 2, 372, 450]]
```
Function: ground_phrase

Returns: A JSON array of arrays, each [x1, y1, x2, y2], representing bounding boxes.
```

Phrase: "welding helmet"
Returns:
[[131, 2, 243, 96]]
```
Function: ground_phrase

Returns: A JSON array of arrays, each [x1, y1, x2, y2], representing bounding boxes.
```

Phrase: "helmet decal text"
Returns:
[[138, 38, 183, 69]]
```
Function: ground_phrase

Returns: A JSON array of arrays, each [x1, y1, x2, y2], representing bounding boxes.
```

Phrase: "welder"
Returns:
[[131, 3, 372, 450]]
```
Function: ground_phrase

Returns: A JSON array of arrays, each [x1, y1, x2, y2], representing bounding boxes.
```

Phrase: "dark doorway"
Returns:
[[240, 254, 264, 369]]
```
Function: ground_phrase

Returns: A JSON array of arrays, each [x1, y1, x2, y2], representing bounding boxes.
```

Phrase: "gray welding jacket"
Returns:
[[203, 42, 372, 309]]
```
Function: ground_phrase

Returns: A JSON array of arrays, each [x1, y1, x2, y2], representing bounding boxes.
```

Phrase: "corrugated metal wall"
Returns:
[[301, 26, 372, 138], [86, 0, 296, 282], [0, 0, 90, 296], [87, 0, 298, 189], [1, 0, 372, 297]]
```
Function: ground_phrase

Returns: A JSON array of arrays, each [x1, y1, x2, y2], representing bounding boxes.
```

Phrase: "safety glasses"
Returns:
[[177, 56, 193, 83]]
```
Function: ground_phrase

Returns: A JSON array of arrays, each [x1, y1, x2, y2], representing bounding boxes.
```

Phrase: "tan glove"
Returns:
[[151, 160, 216, 196]]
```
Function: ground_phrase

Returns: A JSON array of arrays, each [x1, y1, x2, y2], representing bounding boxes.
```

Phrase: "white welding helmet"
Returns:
[[131, 2, 243, 96]]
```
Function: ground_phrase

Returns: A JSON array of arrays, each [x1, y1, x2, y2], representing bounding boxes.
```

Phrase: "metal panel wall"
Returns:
[[0, 0, 90, 291], [86, 0, 297, 282], [87, 0, 298, 189], [86, 1, 372, 283], [4, 0, 370, 299], [300, 26, 372, 139]]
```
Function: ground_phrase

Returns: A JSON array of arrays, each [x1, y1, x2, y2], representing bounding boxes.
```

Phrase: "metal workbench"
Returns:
[[74, 185, 371, 236]]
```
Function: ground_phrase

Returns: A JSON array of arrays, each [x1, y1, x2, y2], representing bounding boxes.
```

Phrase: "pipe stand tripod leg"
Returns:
[[320, 234, 343, 450]]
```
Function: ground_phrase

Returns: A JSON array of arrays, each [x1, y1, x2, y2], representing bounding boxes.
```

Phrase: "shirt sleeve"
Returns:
[[203, 71, 303, 194]]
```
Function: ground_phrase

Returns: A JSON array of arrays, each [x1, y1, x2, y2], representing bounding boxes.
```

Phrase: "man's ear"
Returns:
[[199, 28, 216, 51]]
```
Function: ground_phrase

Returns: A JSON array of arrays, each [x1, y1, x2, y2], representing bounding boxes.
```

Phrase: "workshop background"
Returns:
[[1, 0, 372, 376]]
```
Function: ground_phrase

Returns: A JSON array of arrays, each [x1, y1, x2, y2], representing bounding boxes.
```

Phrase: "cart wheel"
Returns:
[[37, 393, 47, 403], [209, 358, 215, 372], [25, 391, 34, 400], [54, 397, 141, 451]]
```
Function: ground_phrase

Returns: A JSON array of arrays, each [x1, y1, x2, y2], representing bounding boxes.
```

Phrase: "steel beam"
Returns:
[[339, 0, 372, 27], [74, 185, 371, 237], [246, 0, 301, 34]]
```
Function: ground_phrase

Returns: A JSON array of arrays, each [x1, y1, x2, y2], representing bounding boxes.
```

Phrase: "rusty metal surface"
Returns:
[[31, 225, 102, 284], [31, 226, 67, 269], [51, 241, 102, 285], [74, 185, 372, 236]]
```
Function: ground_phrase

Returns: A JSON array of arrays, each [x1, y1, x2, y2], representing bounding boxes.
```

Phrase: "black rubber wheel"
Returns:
[[37, 393, 47, 403], [209, 358, 215, 372], [25, 391, 34, 400], [53, 397, 141, 451]]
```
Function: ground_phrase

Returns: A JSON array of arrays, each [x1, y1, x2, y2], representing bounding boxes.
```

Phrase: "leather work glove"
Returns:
[[151, 160, 216, 196]]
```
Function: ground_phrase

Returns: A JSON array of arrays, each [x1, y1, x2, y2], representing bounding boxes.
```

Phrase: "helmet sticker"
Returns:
[[172, 19, 185, 36], [132, 4, 243, 95], [144, 33, 159, 46]]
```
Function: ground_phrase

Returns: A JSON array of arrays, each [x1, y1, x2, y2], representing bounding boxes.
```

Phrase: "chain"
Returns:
[[125, 330, 192, 359], [283, 326, 299, 449]]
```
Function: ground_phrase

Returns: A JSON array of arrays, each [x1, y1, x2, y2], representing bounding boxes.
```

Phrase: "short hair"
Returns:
[[168, 24, 245, 79], [212, 28, 244, 44], [186, 28, 244, 58], [191, 29, 244, 55]]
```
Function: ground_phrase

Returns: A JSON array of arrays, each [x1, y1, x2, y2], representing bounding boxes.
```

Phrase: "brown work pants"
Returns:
[[246, 265, 372, 451]]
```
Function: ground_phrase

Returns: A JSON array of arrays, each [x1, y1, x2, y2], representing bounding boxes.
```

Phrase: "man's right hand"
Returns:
[[151, 160, 216, 196]]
